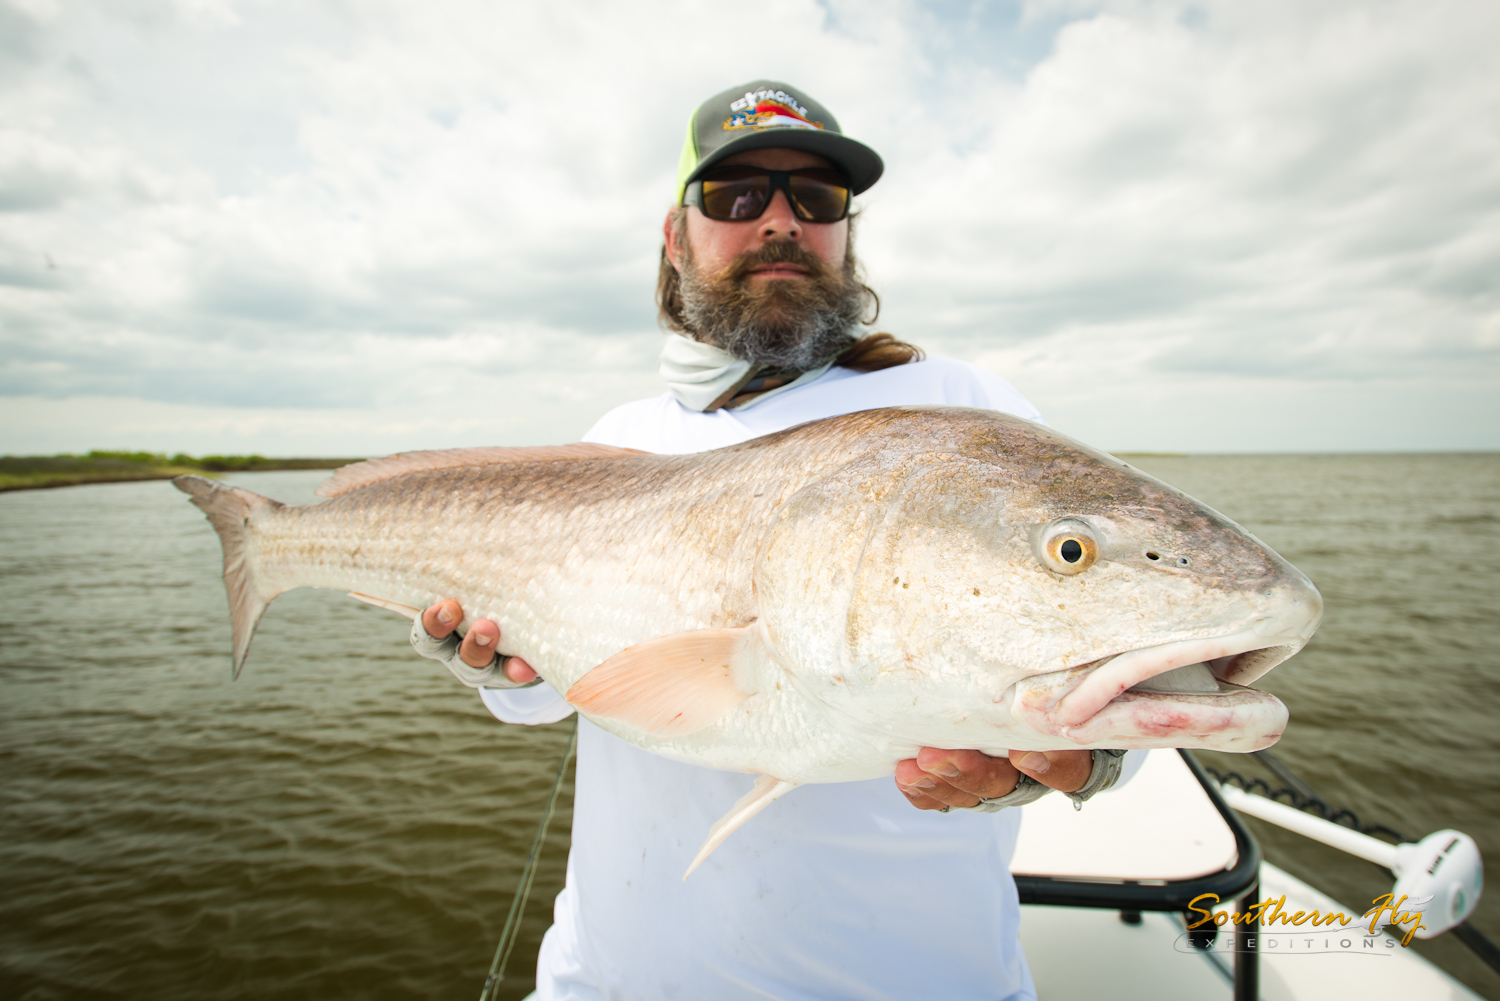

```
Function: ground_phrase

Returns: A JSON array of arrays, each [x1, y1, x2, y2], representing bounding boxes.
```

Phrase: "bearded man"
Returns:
[[412, 81, 1139, 1001]]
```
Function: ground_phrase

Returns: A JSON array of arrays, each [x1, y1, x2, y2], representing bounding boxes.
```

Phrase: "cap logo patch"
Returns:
[[723, 89, 824, 133]]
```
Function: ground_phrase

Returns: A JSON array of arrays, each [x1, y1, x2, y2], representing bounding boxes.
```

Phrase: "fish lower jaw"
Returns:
[[1042, 685, 1289, 752], [1008, 625, 1308, 750], [1051, 624, 1309, 726], [1011, 672, 1290, 752]]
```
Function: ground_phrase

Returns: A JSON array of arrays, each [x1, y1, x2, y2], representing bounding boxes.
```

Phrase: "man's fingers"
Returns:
[[423, 600, 500, 668], [913, 747, 1021, 800], [420, 602, 529, 679], [459, 618, 501, 668], [421, 599, 464, 639], [895, 751, 1021, 810], [895, 757, 979, 809], [894, 757, 934, 790], [897, 784, 960, 812], [504, 657, 538, 684], [1010, 749, 1092, 793]]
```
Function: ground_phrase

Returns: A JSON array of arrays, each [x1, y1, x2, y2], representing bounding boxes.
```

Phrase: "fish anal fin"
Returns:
[[565, 625, 762, 738], [685, 776, 798, 879], [348, 592, 421, 620], [315, 443, 648, 498]]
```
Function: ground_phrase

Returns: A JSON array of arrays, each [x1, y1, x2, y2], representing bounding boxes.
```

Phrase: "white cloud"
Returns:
[[0, 0, 1496, 455], [858, 0, 1500, 448]]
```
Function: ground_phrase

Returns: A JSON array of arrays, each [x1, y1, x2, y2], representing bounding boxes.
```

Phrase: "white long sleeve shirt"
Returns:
[[481, 358, 1116, 1001]]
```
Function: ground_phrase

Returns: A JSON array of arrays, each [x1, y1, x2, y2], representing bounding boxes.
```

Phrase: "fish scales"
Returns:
[[177, 407, 1322, 869], [258, 458, 799, 670]]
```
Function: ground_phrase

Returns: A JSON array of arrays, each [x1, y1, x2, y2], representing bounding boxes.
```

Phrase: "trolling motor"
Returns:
[[1389, 830, 1485, 937], [1212, 753, 1487, 945]]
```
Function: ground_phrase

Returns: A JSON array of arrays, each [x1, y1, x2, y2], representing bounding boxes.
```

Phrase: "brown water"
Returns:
[[0, 457, 1496, 999]]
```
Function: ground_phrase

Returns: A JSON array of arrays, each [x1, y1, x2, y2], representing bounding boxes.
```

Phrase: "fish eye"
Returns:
[[1036, 519, 1099, 576]]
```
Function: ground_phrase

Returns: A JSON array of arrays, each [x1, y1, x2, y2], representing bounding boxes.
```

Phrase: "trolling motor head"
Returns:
[[1391, 830, 1484, 939]]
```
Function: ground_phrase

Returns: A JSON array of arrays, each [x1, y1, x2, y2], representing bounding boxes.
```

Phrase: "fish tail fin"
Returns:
[[174, 474, 286, 678]]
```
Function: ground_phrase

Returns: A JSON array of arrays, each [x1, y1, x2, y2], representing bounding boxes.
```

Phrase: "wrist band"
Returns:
[[958, 749, 1128, 814], [1064, 748, 1127, 810], [960, 772, 1052, 813]]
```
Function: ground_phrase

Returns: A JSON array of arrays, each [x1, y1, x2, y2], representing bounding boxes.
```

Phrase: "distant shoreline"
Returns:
[[0, 452, 362, 493]]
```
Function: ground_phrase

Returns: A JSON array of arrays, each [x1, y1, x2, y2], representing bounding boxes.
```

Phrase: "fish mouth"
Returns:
[[1011, 620, 1314, 751]]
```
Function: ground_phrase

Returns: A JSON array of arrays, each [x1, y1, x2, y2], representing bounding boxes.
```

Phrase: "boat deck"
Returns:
[[1014, 751, 1481, 999]]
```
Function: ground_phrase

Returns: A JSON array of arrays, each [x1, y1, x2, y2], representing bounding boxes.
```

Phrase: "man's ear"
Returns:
[[663, 208, 685, 274]]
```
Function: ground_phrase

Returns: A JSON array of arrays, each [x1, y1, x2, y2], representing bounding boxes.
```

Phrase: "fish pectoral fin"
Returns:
[[565, 625, 763, 738], [347, 592, 422, 621], [685, 775, 798, 879]]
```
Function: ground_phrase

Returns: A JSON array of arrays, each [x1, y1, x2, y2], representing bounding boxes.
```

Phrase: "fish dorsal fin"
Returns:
[[686, 775, 798, 879], [315, 443, 647, 497], [566, 625, 762, 738]]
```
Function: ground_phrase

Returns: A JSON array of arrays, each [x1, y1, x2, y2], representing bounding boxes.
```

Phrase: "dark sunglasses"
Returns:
[[683, 166, 852, 223]]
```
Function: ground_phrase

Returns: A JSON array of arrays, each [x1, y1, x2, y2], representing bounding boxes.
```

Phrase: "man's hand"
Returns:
[[895, 747, 1093, 811], [421, 600, 538, 685]]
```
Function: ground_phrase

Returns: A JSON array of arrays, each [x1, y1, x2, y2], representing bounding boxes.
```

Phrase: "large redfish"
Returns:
[[176, 407, 1321, 872]]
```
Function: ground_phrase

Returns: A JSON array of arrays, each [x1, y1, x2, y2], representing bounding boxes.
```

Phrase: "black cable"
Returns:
[[1201, 763, 1408, 842], [1453, 922, 1500, 978], [1251, 748, 1319, 802]]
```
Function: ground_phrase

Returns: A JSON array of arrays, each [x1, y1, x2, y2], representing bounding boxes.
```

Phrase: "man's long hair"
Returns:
[[655, 208, 923, 373]]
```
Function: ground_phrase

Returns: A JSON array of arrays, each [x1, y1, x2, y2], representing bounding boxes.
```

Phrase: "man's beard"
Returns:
[[676, 239, 868, 370]]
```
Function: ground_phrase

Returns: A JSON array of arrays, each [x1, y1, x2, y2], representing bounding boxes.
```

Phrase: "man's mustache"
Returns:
[[721, 241, 834, 284]]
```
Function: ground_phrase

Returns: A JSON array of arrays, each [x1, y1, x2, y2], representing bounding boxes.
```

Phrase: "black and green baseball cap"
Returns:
[[674, 80, 884, 203]]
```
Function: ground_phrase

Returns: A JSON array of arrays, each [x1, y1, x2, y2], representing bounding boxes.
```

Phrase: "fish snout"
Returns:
[[1217, 565, 1322, 687]]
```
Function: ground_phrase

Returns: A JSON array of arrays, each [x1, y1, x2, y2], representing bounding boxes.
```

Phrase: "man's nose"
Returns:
[[757, 189, 802, 241]]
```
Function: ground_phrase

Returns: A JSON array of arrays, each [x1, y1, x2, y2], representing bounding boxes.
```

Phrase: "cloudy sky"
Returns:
[[2, 0, 1497, 456]]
